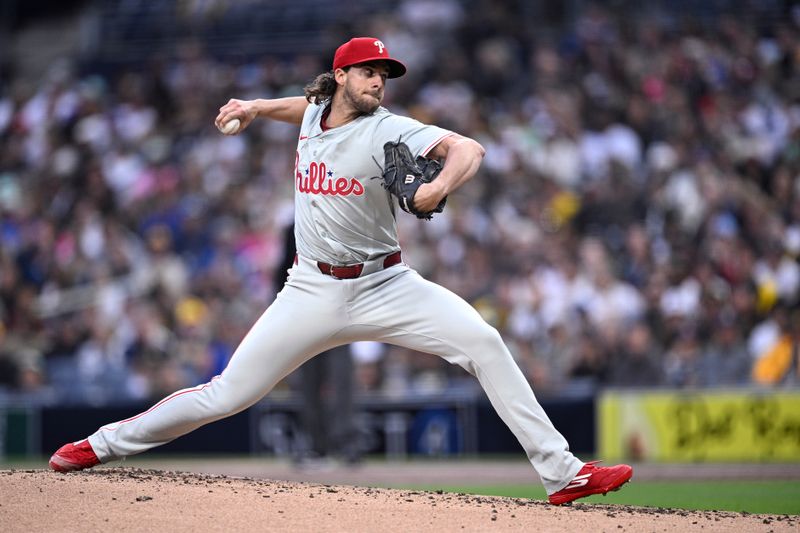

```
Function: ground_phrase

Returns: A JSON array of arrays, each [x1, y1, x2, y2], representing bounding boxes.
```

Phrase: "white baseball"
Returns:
[[219, 118, 241, 135]]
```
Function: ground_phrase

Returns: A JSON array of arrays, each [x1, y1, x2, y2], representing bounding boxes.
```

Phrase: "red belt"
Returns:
[[295, 251, 402, 279]]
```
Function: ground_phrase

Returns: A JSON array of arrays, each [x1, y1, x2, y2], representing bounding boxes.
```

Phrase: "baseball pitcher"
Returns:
[[49, 37, 632, 505]]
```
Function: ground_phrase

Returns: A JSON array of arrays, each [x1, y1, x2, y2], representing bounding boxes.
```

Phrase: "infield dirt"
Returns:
[[1, 468, 796, 532]]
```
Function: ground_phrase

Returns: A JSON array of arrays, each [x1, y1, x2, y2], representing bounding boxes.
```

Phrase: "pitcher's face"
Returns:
[[341, 62, 389, 114]]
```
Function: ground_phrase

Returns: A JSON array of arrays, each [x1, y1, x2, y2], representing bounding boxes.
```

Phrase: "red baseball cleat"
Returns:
[[49, 439, 100, 472], [548, 460, 633, 505]]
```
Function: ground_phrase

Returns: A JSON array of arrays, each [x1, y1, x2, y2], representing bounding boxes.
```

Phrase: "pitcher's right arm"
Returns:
[[215, 97, 310, 131]]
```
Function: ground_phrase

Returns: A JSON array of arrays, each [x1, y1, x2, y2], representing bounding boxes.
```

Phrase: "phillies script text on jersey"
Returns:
[[295, 152, 364, 196]]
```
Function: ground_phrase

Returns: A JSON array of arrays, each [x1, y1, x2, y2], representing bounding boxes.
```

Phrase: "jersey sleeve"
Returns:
[[373, 112, 453, 158], [301, 103, 325, 136]]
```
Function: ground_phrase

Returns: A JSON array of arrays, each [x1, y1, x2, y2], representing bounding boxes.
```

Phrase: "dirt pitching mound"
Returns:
[[1, 468, 796, 532]]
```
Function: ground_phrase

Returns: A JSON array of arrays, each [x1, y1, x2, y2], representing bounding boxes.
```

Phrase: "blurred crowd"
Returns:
[[1, 1, 799, 405]]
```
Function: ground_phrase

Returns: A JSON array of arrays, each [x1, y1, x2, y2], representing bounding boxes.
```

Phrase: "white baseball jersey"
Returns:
[[294, 104, 452, 265]]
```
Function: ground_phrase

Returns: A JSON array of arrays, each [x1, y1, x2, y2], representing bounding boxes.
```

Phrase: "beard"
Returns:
[[342, 82, 383, 115]]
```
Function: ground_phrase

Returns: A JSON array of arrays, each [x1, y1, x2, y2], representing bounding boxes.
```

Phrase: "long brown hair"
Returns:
[[304, 71, 338, 104]]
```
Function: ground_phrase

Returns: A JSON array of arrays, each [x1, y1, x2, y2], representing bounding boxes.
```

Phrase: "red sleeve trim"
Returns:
[[421, 132, 456, 157]]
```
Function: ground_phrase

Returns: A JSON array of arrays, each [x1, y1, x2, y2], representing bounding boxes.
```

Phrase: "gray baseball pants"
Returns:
[[88, 255, 583, 493]]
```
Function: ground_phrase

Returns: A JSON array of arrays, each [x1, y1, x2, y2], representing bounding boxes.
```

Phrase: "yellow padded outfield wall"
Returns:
[[598, 390, 800, 461]]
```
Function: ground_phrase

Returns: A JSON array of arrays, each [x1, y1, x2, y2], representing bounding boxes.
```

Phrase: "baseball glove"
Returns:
[[379, 140, 447, 220]]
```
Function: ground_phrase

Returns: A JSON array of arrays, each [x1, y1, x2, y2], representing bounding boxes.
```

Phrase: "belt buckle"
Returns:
[[329, 266, 342, 280]]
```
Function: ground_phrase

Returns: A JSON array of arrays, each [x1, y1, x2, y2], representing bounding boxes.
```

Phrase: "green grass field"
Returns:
[[400, 481, 800, 515]]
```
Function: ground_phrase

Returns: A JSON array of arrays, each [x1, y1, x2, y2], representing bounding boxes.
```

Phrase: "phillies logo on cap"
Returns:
[[333, 37, 407, 78]]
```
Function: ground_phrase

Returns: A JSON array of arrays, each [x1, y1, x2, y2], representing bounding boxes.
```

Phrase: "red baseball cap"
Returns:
[[333, 37, 407, 78]]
